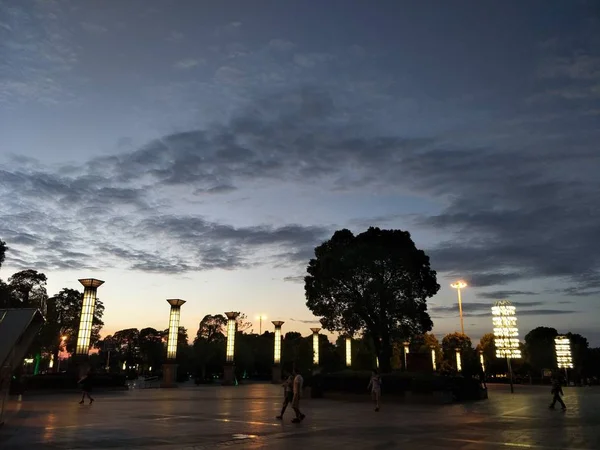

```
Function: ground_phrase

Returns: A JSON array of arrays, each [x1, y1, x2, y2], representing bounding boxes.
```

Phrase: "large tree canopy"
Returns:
[[524, 326, 558, 373], [8, 269, 48, 312], [31, 288, 104, 364], [195, 314, 227, 343], [304, 227, 440, 372]]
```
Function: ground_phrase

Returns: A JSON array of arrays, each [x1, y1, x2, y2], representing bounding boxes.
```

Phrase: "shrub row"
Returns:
[[10, 373, 127, 393], [317, 370, 485, 401]]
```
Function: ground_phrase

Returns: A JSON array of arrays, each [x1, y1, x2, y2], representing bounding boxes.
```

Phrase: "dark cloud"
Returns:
[[289, 318, 321, 324], [1, 80, 599, 288], [469, 309, 578, 317], [283, 275, 305, 284], [194, 184, 238, 195], [430, 301, 545, 317], [477, 290, 539, 300]]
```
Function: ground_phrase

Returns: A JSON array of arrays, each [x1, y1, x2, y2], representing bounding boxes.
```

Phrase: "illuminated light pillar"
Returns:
[[311, 328, 321, 366], [403, 341, 410, 371], [431, 346, 437, 371], [345, 336, 352, 368], [161, 299, 186, 388], [492, 300, 522, 394], [223, 312, 239, 385], [555, 336, 573, 384], [455, 348, 462, 372], [479, 351, 486, 373], [450, 280, 467, 335], [75, 278, 104, 356], [272, 321, 284, 383]]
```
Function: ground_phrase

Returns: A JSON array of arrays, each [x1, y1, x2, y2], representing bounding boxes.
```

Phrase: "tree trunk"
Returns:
[[379, 340, 393, 373], [52, 346, 60, 373]]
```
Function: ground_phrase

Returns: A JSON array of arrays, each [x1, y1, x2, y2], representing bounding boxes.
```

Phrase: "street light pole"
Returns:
[[451, 281, 467, 335], [256, 315, 267, 335]]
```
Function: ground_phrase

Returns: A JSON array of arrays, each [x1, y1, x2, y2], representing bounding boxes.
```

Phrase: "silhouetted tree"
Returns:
[[305, 227, 439, 372], [31, 288, 104, 362], [0, 279, 14, 308], [113, 328, 141, 364], [477, 333, 503, 374], [8, 269, 48, 313], [524, 326, 558, 374], [193, 315, 228, 380], [411, 332, 443, 368], [441, 332, 476, 374], [196, 314, 227, 342], [138, 327, 165, 371], [235, 312, 253, 333]]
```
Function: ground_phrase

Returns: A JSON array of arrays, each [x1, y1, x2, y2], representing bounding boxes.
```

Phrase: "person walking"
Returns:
[[276, 372, 294, 419], [291, 369, 305, 423], [78, 369, 95, 405], [549, 375, 566, 410], [367, 369, 382, 412]]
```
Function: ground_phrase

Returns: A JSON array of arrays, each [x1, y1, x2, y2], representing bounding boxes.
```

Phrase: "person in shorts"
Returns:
[[291, 369, 305, 423], [276, 372, 294, 419]]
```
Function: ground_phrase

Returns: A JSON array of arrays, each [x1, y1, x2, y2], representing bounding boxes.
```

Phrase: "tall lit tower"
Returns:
[[161, 299, 186, 387], [311, 328, 321, 366], [272, 321, 284, 382], [223, 312, 239, 385], [166, 299, 186, 360], [492, 300, 521, 393], [345, 336, 352, 368], [75, 279, 104, 356], [555, 336, 573, 382]]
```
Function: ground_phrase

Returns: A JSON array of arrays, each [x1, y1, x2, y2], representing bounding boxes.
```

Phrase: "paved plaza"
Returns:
[[1, 383, 599, 449]]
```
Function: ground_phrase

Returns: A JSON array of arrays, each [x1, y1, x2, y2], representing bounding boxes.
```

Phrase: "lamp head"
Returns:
[[78, 278, 105, 289], [167, 299, 186, 307], [450, 280, 467, 289]]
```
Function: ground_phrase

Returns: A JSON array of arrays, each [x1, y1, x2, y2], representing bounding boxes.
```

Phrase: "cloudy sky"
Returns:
[[1, 1, 599, 344]]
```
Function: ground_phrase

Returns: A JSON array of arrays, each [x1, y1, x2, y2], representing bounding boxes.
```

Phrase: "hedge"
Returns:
[[318, 370, 485, 402], [10, 373, 127, 393]]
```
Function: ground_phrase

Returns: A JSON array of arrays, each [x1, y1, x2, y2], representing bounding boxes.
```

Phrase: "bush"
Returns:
[[321, 370, 411, 395], [320, 370, 485, 402], [12, 373, 127, 392]]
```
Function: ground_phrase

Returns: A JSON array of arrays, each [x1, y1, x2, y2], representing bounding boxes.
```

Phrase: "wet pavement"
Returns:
[[1, 383, 599, 449]]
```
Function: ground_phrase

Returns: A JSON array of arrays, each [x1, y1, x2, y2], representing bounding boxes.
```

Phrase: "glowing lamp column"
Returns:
[[450, 280, 467, 335], [161, 299, 186, 388], [223, 312, 239, 385], [492, 300, 522, 394], [345, 336, 352, 368], [431, 346, 437, 371], [75, 278, 104, 358], [311, 328, 321, 367], [455, 348, 462, 372], [403, 341, 410, 371], [272, 321, 284, 383], [555, 336, 573, 384], [479, 351, 486, 373]]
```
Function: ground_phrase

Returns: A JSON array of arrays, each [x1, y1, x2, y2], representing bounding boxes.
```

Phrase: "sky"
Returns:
[[1, 1, 599, 345]]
